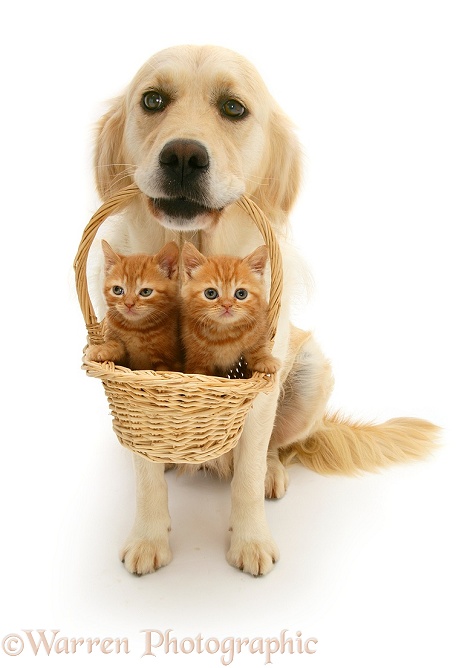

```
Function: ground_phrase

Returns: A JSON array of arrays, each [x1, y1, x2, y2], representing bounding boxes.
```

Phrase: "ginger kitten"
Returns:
[[85, 240, 181, 371], [180, 242, 280, 377]]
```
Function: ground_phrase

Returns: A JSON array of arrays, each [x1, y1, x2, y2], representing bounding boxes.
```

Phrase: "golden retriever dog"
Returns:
[[90, 44, 439, 576]]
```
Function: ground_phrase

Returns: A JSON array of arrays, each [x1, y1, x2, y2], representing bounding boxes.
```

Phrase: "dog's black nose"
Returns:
[[159, 139, 209, 180]]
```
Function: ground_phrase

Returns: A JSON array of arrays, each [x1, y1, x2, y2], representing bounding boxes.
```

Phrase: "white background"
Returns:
[[1, 1, 458, 666]]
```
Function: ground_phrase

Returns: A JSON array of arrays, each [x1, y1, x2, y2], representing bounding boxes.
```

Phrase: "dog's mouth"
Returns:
[[147, 196, 223, 230], [150, 197, 217, 219]]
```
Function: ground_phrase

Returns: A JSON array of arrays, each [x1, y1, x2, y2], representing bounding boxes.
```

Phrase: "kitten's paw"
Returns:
[[120, 537, 172, 575], [227, 536, 279, 576], [265, 456, 289, 499], [251, 356, 281, 375], [84, 345, 103, 362], [84, 344, 113, 363]]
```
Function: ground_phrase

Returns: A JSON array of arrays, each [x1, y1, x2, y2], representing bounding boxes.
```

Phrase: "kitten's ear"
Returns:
[[244, 245, 269, 276], [101, 239, 121, 273], [181, 242, 207, 280], [156, 241, 180, 279]]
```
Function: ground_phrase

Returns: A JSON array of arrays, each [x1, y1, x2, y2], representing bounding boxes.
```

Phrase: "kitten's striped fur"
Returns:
[[85, 240, 181, 371], [181, 242, 280, 377]]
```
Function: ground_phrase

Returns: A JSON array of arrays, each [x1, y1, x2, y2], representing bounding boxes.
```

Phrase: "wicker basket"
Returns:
[[74, 184, 282, 464]]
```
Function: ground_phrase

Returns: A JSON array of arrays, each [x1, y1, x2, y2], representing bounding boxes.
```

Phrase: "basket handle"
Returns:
[[235, 197, 283, 342], [74, 185, 282, 344]]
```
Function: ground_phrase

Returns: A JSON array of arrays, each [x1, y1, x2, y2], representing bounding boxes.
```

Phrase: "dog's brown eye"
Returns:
[[221, 99, 246, 119], [142, 91, 167, 112]]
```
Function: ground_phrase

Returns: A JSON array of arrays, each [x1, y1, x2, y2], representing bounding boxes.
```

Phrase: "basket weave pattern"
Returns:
[[74, 185, 282, 464]]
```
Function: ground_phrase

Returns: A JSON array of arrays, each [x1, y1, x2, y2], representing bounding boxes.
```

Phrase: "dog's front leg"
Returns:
[[227, 384, 280, 576], [121, 456, 172, 575]]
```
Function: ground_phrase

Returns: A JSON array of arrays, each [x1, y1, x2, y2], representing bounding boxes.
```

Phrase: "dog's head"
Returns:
[[95, 45, 302, 230]]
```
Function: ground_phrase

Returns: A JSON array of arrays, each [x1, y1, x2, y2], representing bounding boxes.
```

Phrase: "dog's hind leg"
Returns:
[[265, 331, 333, 498]]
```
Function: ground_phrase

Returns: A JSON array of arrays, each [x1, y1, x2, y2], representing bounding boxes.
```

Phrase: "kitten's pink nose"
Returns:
[[221, 301, 232, 311], [125, 302, 134, 309]]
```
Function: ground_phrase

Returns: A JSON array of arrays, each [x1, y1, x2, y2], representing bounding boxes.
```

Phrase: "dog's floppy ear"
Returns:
[[252, 108, 302, 225], [94, 95, 132, 201]]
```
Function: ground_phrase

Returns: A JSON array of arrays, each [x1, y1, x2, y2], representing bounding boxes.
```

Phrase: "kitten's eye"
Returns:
[[204, 288, 218, 300], [112, 286, 124, 296], [139, 288, 153, 297], [221, 99, 247, 119], [141, 91, 168, 112], [235, 288, 248, 300]]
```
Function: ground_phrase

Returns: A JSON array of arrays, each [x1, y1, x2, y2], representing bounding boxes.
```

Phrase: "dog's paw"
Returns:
[[120, 537, 172, 575], [265, 456, 289, 499], [227, 537, 280, 576]]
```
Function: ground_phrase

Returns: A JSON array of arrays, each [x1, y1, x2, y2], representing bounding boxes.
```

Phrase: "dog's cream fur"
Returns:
[[90, 45, 439, 576]]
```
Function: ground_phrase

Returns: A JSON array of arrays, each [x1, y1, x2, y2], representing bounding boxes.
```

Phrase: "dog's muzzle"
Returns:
[[158, 139, 210, 201], [147, 138, 223, 228]]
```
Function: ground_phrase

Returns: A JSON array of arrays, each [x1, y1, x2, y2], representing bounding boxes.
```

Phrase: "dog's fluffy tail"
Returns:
[[281, 414, 440, 475]]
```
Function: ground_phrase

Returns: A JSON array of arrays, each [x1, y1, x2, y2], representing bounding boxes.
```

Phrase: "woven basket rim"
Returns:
[[83, 358, 276, 392]]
